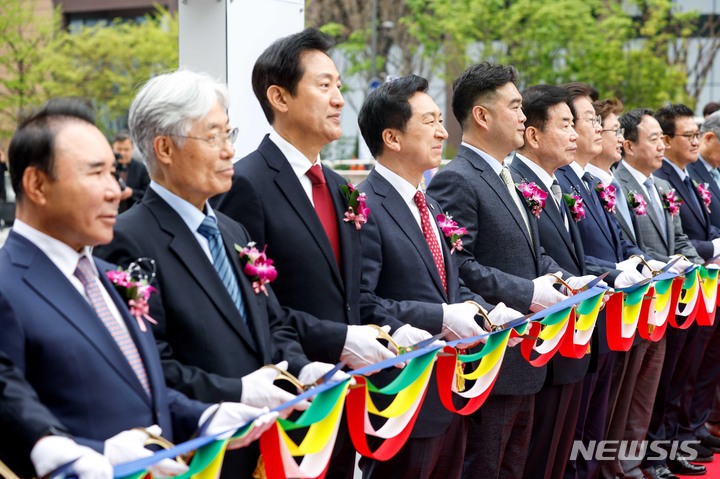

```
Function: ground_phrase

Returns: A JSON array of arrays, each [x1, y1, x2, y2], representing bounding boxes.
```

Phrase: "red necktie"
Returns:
[[413, 191, 447, 293], [306, 164, 341, 266]]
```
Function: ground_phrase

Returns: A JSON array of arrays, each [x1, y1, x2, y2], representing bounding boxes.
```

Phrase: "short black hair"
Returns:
[[252, 28, 334, 124], [451, 62, 518, 129], [358, 75, 429, 158], [560, 82, 599, 120], [654, 103, 695, 137], [619, 108, 655, 144], [703, 102, 720, 117], [520, 84, 570, 132], [112, 129, 132, 144], [9, 97, 96, 200]]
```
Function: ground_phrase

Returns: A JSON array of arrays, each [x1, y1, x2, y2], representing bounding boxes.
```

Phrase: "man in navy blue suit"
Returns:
[[0, 98, 277, 478]]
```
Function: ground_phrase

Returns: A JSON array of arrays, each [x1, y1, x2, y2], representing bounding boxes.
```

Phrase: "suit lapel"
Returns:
[[459, 147, 534, 253], [8, 234, 150, 404], [326, 170, 355, 292], [560, 166, 615, 246], [661, 161, 706, 227], [368, 171, 448, 299], [259, 138, 344, 288], [144, 191, 259, 354], [616, 165, 669, 247], [690, 160, 720, 220]]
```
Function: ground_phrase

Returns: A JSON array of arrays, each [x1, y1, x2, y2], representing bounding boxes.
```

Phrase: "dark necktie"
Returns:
[[74, 257, 151, 396], [414, 191, 447, 293], [582, 172, 599, 206], [306, 164, 341, 266], [197, 216, 247, 322], [683, 176, 703, 215]]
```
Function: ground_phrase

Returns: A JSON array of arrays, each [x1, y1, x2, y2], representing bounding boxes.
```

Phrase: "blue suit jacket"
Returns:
[[654, 159, 720, 260], [0, 232, 206, 452], [687, 158, 720, 229]]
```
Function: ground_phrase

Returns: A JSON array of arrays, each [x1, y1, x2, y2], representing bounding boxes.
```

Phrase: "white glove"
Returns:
[[441, 302, 485, 347], [31, 436, 113, 479], [341, 325, 397, 369], [564, 275, 607, 293], [240, 361, 310, 411], [104, 425, 188, 478], [712, 238, 720, 257], [614, 270, 646, 289], [487, 302, 523, 328], [298, 361, 351, 386], [390, 324, 444, 353], [616, 256, 642, 272], [668, 255, 694, 275], [641, 258, 668, 277], [201, 403, 279, 450], [531, 272, 569, 312]]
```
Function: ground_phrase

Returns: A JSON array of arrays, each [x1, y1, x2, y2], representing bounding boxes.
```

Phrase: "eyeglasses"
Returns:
[[675, 132, 700, 142], [580, 115, 603, 127], [602, 128, 625, 138], [171, 127, 239, 149]]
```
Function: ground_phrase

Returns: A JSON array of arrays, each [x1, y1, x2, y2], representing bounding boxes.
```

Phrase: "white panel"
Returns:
[[178, 1, 227, 82]]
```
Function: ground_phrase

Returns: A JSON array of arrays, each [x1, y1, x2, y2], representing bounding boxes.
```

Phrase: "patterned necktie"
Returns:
[[551, 180, 568, 230], [74, 257, 150, 396], [499, 166, 531, 235], [413, 191, 447, 293], [306, 164, 341, 266], [683, 176, 703, 215], [197, 216, 247, 322], [644, 177, 667, 234]]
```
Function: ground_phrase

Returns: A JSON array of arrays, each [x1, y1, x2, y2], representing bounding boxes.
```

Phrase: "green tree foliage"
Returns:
[[38, 8, 178, 135]]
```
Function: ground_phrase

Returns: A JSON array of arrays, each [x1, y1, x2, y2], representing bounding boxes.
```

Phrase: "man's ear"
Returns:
[[266, 85, 290, 114], [471, 105, 491, 131], [22, 166, 49, 206], [525, 126, 540, 150], [382, 128, 402, 153], [661, 134, 672, 150], [153, 136, 174, 166]]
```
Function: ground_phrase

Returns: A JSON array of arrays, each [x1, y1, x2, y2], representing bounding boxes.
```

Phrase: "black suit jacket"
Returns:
[[654, 159, 720, 260], [358, 169, 491, 437], [427, 145, 569, 396], [511, 159, 590, 385], [687, 158, 720, 229], [119, 160, 151, 213], [213, 135, 355, 363]]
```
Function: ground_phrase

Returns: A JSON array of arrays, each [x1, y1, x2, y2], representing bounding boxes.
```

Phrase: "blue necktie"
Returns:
[[710, 168, 720, 190], [197, 216, 247, 322]]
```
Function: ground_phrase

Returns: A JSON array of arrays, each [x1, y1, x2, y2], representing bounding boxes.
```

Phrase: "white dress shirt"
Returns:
[[269, 130, 324, 205]]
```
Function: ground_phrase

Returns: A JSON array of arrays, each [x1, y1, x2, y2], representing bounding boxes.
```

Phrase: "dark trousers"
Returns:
[[689, 321, 720, 438], [326, 416, 357, 479], [523, 381, 584, 479], [463, 394, 534, 479], [565, 351, 615, 479], [360, 414, 467, 479]]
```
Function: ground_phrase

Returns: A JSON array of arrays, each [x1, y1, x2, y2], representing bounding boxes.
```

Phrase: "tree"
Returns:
[[37, 7, 179, 135]]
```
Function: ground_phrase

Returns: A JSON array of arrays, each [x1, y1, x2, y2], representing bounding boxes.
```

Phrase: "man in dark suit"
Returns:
[[610, 109, 703, 479], [427, 63, 596, 478], [0, 98, 276, 479], [112, 131, 150, 213], [644, 104, 720, 472], [95, 71, 344, 478], [0, 347, 113, 479], [357, 73, 520, 479], [511, 85, 617, 479]]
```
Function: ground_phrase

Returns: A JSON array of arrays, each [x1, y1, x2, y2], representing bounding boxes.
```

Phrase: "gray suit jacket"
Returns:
[[427, 145, 570, 396], [614, 162, 701, 262]]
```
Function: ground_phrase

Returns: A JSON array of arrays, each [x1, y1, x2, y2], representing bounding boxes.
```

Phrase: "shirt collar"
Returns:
[[150, 181, 216, 233], [513, 153, 556, 191], [699, 156, 714, 172], [12, 219, 96, 278], [621, 159, 654, 185], [664, 158, 688, 181], [269, 129, 321, 179], [373, 162, 422, 204], [461, 141, 504, 176], [568, 161, 586, 179], [585, 163, 614, 187]]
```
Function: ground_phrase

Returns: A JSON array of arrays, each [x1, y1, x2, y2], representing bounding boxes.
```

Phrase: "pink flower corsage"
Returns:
[[694, 180, 712, 213], [595, 183, 617, 213], [660, 189, 683, 218], [340, 182, 370, 230], [235, 242, 277, 295], [107, 268, 157, 332], [436, 212, 468, 253], [563, 193, 586, 222], [516, 181, 548, 218], [627, 191, 647, 216]]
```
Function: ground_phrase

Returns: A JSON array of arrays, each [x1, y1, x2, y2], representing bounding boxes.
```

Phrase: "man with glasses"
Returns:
[[96, 70, 349, 478], [611, 108, 702, 479]]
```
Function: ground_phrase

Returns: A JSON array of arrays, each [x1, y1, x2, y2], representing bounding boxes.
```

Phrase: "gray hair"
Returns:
[[701, 110, 720, 136], [129, 69, 229, 174]]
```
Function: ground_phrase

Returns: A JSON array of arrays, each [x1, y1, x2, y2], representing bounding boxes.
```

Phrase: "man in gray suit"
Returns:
[[427, 63, 595, 478], [608, 108, 703, 479]]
